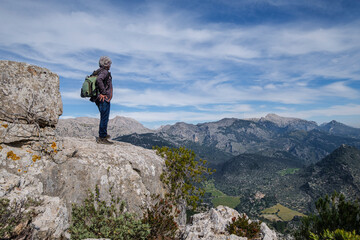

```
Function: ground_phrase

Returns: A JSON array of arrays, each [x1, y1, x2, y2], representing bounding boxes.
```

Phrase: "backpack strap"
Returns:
[[91, 68, 110, 78]]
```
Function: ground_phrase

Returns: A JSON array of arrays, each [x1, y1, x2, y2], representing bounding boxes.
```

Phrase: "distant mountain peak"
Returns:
[[259, 113, 318, 129], [319, 120, 360, 138], [317, 144, 360, 166], [263, 113, 301, 122], [327, 120, 344, 126]]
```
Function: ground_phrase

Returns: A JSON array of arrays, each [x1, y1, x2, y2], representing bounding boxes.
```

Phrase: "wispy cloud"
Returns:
[[1, 0, 360, 128]]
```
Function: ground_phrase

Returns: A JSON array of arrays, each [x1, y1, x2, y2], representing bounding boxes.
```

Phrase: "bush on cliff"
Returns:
[[294, 192, 360, 240], [155, 146, 215, 210], [226, 215, 261, 239], [142, 195, 180, 240], [309, 229, 360, 240], [69, 185, 150, 240], [0, 198, 41, 239]]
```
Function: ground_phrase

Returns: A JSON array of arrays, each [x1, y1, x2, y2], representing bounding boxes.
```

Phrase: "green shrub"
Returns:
[[142, 195, 180, 240], [69, 185, 150, 240], [155, 146, 215, 210], [0, 197, 40, 239], [310, 229, 360, 240], [226, 215, 261, 239], [295, 192, 360, 240]]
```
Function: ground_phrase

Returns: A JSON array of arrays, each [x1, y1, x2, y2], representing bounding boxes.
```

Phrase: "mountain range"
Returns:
[[56, 116, 153, 139], [112, 114, 360, 166], [56, 114, 360, 166]]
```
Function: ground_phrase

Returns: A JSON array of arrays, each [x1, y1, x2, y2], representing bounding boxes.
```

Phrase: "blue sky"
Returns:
[[1, 0, 360, 129]]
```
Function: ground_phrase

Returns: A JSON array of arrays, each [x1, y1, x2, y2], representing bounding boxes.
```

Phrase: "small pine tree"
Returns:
[[295, 192, 360, 239], [155, 146, 215, 210], [226, 215, 261, 239], [142, 195, 180, 240], [310, 229, 360, 240]]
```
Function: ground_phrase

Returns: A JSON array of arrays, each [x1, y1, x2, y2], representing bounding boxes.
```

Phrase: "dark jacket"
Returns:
[[91, 67, 113, 103]]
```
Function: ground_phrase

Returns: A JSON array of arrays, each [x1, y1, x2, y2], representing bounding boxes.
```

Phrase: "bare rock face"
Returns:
[[0, 61, 166, 239], [259, 114, 318, 131], [0, 138, 166, 239], [0, 169, 70, 239], [183, 205, 277, 240], [0, 60, 62, 144], [41, 137, 166, 214]]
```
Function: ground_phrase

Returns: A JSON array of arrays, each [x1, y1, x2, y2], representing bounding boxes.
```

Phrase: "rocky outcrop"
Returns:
[[56, 116, 153, 139], [183, 205, 277, 240], [0, 61, 166, 239], [0, 137, 166, 238], [0, 60, 62, 144]]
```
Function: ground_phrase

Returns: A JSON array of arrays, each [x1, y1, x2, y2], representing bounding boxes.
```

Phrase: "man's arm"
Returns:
[[96, 70, 107, 95]]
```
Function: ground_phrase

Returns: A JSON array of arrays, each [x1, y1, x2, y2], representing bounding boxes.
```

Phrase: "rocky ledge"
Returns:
[[0, 137, 167, 238]]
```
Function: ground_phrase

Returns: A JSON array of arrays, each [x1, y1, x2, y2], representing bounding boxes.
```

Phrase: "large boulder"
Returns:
[[0, 61, 167, 239], [0, 169, 69, 239], [0, 60, 62, 144], [40, 137, 166, 214], [0, 138, 166, 239], [183, 205, 277, 240]]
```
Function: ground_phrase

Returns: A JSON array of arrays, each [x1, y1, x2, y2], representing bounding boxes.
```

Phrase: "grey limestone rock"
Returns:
[[0, 169, 69, 239], [0, 61, 168, 239], [0, 136, 166, 211], [183, 205, 277, 240], [0, 60, 62, 144], [0, 137, 167, 239], [39, 137, 167, 214]]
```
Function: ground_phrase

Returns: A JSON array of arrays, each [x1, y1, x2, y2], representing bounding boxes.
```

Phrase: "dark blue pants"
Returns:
[[96, 100, 110, 138]]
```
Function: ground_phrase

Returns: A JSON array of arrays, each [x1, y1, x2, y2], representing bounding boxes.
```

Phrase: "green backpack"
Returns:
[[80, 75, 98, 98]]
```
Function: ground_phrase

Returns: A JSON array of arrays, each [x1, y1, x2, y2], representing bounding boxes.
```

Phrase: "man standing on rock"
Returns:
[[91, 56, 113, 144]]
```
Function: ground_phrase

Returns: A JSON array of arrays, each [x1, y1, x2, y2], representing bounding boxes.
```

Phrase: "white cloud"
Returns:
[[321, 81, 358, 98], [61, 77, 359, 108], [296, 104, 360, 118], [1, 0, 360, 128], [61, 90, 85, 100]]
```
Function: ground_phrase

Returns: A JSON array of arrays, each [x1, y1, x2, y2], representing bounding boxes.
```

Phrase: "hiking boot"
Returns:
[[106, 134, 111, 139], [96, 137, 114, 145]]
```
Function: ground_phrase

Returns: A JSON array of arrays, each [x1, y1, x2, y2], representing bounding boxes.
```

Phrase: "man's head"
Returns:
[[99, 56, 112, 69]]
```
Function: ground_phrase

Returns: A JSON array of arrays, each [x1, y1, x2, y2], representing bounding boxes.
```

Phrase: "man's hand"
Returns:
[[98, 94, 106, 102]]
